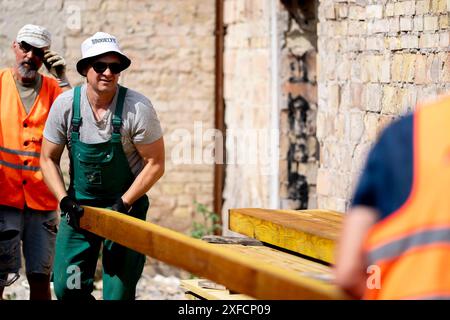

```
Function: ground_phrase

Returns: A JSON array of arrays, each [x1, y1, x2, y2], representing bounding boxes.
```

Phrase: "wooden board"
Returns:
[[181, 244, 334, 300], [180, 279, 253, 300], [80, 206, 348, 300], [220, 244, 333, 280], [229, 208, 343, 264]]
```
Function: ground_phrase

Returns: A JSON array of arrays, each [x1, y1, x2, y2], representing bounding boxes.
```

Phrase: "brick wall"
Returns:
[[316, 0, 450, 212]]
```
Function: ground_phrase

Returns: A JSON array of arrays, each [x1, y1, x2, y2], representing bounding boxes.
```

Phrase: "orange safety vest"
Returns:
[[0, 68, 62, 211], [363, 94, 450, 299]]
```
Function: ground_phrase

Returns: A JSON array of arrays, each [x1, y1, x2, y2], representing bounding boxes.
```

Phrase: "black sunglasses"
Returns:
[[18, 41, 45, 58], [91, 61, 123, 74]]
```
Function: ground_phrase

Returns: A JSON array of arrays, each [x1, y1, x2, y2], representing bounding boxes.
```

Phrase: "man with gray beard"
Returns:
[[0, 24, 71, 300]]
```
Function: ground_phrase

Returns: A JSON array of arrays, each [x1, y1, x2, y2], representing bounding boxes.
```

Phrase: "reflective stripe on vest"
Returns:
[[0, 146, 41, 171], [0, 160, 40, 171], [0, 68, 62, 211], [363, 94, 450, 300], [368, 227, 450, 265], [0, 146, 40, 157]]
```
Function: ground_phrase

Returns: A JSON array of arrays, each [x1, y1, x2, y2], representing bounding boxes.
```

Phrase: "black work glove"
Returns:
[[111, 198, 131, 214], [60, 196, 84, 230]]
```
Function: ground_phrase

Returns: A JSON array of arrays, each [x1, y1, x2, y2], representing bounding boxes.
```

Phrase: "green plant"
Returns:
[[191, 201, 222, 239]]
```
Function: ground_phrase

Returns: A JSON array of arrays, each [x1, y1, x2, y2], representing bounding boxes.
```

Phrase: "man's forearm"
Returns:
[[40, 156, 68, 202], [122, 162, 164, 206], [333, 206, 379, 298]]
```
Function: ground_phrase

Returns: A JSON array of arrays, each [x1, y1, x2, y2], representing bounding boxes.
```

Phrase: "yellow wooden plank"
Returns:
[[180, 279, 253, 300], [220, 245, 333, 277], [231, 208, 343, 238], [180, 245, 335, 300], [229, 208, 344, 264], [80, 206, 348, 300]]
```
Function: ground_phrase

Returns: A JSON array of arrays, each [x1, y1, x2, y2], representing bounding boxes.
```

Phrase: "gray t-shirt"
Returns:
[[15, 73, 43, 114], [43, 84, 163, 176]]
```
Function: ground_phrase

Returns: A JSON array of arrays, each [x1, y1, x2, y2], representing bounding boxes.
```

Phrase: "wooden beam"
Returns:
[[220, 244, 333, 278], [180, 279, 253, 300], [80, 206, 348, 300], [229, 208, 343, 264], [180, 243, 335, 300]]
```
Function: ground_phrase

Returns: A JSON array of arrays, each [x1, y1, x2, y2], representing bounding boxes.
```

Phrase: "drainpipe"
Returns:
[[214, 0, 225, 224], [269, 0, 280, 209]]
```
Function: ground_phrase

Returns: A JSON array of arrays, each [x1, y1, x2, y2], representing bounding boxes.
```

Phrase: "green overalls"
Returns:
[[53, 86, 149, 300]]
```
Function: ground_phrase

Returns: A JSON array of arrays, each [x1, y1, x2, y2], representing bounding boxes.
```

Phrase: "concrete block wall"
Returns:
[[316, 0, 450, 212]]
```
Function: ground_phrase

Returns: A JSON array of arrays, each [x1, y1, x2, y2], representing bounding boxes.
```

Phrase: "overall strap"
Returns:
[[111, 85, 128, 143], [70, 86, 82, 141]]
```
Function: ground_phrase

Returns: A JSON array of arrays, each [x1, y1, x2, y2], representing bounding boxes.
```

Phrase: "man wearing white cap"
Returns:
[[40, 32, 165, 300], [0, 24, 71, 300]]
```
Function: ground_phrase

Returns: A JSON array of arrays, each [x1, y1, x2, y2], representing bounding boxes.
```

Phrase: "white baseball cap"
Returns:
[[16, 24, 51, 48], [76, 32, 131, 76]]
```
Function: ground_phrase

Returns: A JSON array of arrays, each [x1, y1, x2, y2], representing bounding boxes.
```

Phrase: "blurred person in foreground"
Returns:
[[334, 92, 450, 299]]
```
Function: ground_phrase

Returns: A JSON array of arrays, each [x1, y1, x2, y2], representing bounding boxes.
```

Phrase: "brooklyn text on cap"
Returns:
[[76, 32, 131, 76], [16, 24, 51, 49]]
